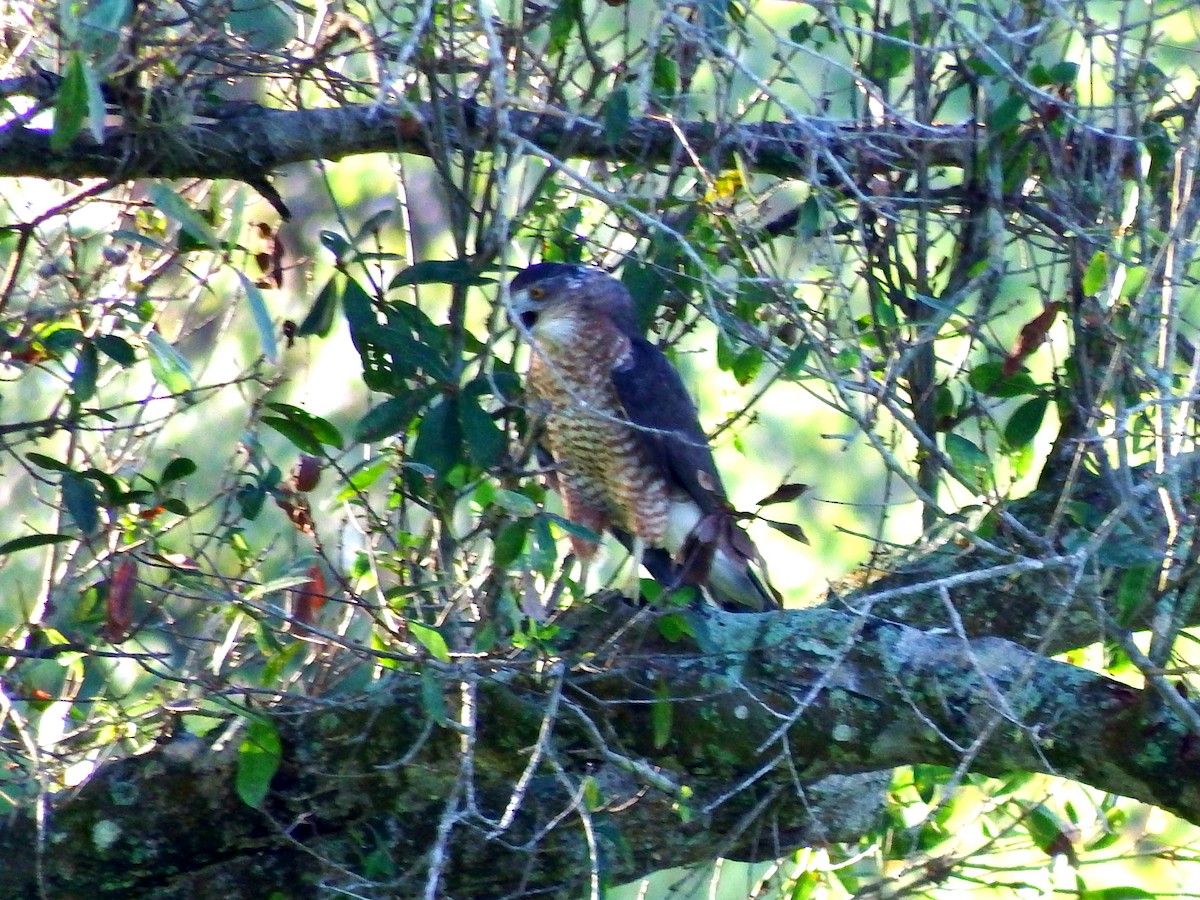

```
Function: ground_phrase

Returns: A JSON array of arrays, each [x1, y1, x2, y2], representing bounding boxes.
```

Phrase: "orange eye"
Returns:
[[529, 286, 546, 299]]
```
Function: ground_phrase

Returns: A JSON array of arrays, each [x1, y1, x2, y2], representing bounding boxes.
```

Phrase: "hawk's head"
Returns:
[[506, 264, 637, 342]]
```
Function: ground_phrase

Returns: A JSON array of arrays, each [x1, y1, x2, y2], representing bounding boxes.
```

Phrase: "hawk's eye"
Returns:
[[528, 286, 546, 300]]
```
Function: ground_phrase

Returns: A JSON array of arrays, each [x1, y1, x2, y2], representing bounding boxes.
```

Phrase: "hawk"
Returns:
[[506, 262, 779, 611]]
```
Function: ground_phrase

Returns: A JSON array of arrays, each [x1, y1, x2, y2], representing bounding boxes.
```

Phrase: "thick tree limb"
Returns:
[[0, 601, 1195, 899], [0, 97, 1122, 197]]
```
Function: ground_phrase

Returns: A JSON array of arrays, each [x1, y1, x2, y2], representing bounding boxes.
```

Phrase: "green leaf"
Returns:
[[968, 361, 1038, 398], [492, 489, 538, 518], [782, 342, 810, 377], [62, 472, 101, 535], [547, 0, 579, 54], [651, 679, 672, 749], [1082, 250, 1108, 296], [492, 520, 529, 569], [581, 775, 602, 812], [341, 276, 379, 352], [111, 228, 165, 251], [732, 346, 763, 386], [353, 208, 395, 244], [161, 498, 190, 516], [160, 457, 197, 485], [1097, 531, 1162, 568], [1030, 61, 1079, 86], [944, 433, 991, 492], [912, 764, 946, 804], [620, 255, 669, 334], [264, 403, 344, 450], [412, 397, 462, 480], [27, 452, 73, 473], [797, 196, 821, 240], [336, 456, 392, 501], [81, 54, 107, 144], [71, 341, 99, 403], [1080, 889, 1155, 900], [355, 392, 428, 443], [865, 25, 911, 82], [987, 93, 1027, 133], [80, 0, 130, 57], [261, 417, 322, 454], [52, 52, 89, 152], [603, 87, 630, 143], [656, 612, 696, 642], [1025, 803, 1070, 857], [94, 334, 136, 366], [343, 278, 451, 386], [237, 271, 278, 364], [0, 533, 73, 556], [1003, 396, 1049, 449], [530, 514, 557, 576], [83, 467, 124, 505], [243, 574, 312, 603], [318, 230, 351, 260], [1115, 564, 1156, 625], [237, 480, 268, 520], [419, 667, 448, 724], [388, 259, 494, 289], [459, 397, 506, 469], [146, 331, 197, 395], [872, 294, 900, 328], [236, 718, 282, 809], [962, 55, 998, 78], [41, 326, 83, 353], [297, 276, 341, 338], [146, 184, 221, 249], [542, 512, 600, 546], [228, 0, 296, 51], [409, 621, 451, 662], [651, 52, 678, 100]]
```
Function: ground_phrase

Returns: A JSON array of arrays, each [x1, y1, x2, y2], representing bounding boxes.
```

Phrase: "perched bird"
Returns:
[[506, 262, 779, 611]]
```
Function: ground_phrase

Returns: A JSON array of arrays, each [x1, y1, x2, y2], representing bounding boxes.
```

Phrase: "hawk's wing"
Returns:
[[611, 336, 779, 610], [610, 335, 727, 513]]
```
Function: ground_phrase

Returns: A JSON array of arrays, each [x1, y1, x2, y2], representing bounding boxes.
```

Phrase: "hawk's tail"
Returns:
[[677, 514, 781, 611], [617, 517, 782, 612]]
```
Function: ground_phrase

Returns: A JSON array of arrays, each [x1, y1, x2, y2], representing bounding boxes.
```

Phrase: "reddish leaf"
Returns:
[[102, 558, 137, 643], [274, 487, 315, 534], [146, 551, 200, 570], [764, 519, 810, 544], [1003, 302, 1062, 376], [251, 221, 284, 289], [291, 454, 322, 493], [756, 482, 809, 507], [291, 565, 328, 635]]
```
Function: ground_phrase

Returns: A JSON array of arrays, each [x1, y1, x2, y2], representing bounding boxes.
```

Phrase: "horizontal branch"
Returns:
[[0, 97, 977, 189], [0, 602, 1195, 898]]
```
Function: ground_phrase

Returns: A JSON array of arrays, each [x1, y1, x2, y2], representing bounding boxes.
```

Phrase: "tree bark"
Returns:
[[0, 589, 1196, 899], [0, 93, 1133, 215]]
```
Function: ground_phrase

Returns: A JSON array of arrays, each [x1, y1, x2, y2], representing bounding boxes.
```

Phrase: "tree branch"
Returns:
[[0, 601, 1195, 899], [0, 97, 1074, 195]]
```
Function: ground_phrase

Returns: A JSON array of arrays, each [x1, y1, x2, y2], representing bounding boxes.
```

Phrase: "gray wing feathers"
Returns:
[[609, 336, 727, 513]]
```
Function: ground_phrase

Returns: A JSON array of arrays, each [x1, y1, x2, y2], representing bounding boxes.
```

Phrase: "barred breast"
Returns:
[[528, 342, 671, 548]]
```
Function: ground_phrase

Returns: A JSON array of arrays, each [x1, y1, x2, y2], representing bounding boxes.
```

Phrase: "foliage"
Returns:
[[1, 0, 1200, 897]]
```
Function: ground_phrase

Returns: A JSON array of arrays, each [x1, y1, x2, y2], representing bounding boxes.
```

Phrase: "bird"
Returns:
[[505, 262, 779, 612]]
